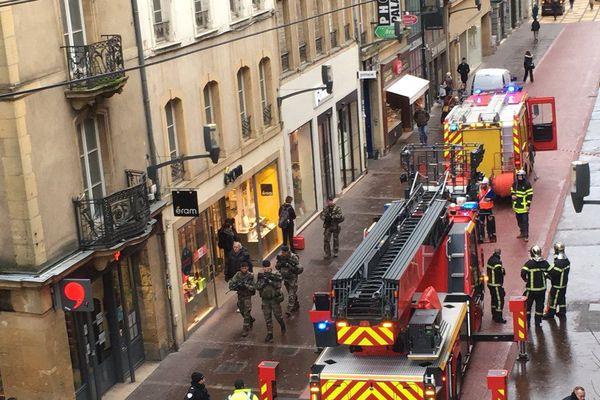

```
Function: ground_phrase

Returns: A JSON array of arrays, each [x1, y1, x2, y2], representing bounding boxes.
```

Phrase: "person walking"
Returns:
[[521, 245, 550, 328], [225, 241, 253, 281], [228, 262, 256, 337], [532, 0, 540, 18], [477, 177, 497, 243], [552, 0, 561, 20], [257, 260, 286, 343], [321, 196, 345, 258], [569, 0, 575, 11], [218, 220, 239, 263], [523, 51, 535, 83], [487, 249, 506, 323], [413, 104, 430, 145], [227, 380, 259, 400], [531, 17, 540, 42], [562, 386, 586, 400], [589, 0, 594, 10], [438, 83, 447, 105], [278, 196, 297, 252], [275, 246, 303, 316], [185, 372, 210, 400], [511, 169, 533, 242], [457, 58, 471, 88], [543, 242, 571, 319]]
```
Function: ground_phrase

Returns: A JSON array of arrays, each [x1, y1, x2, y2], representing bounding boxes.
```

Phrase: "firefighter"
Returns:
[[487, 249, 506, 323], [257, 260, 286, 343], [511, 169, 533, 242], [477, 177, 497, 243], [275, 246, 303, 316], [521, 245, 550, 327], [543, 242, 570, 319], [228, 262, 256, 337]]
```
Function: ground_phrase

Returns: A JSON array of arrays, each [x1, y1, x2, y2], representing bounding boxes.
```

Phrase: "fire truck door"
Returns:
[[526, 97, 557, 151]]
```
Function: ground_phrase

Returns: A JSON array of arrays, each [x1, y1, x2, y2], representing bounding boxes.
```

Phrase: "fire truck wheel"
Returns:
[[453, 357, 463, 399]]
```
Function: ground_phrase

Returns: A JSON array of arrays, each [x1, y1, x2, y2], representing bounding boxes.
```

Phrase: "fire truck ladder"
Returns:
[[331, 184, 450, 320]]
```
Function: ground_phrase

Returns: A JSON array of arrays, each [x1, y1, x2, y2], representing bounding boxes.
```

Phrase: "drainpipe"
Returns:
[[131, 0, 160, 198]]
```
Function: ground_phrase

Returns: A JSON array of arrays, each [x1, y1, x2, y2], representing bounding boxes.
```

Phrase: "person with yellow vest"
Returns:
[[511, 169, 533, 242], [477, 177, 496, 243], [520, 245, 550, 327], [227, 379, 259, 400], [486, 249, 506, 323]]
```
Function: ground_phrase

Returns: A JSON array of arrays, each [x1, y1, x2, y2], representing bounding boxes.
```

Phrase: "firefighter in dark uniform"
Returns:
[[512, 169, 533, 242], [521, 245, 550, 327], [257, 260, 286, 343], [228, 262, 256, 337], [544, 242, 570, 319], [487, 248, 506, 323], [478, 177, 497, 243]]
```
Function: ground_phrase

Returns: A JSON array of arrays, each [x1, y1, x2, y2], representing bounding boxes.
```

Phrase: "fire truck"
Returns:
[[308, 144, 487, 400], [443, 87, 557, 197]]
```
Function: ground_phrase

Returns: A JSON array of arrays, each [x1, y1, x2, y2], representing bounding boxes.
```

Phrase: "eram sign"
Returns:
[[172, 190, 199, 217], [378, 0, 401, 25]]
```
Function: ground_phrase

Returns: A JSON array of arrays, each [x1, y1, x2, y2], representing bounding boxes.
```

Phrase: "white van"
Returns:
[[471, 68, 514, 94]]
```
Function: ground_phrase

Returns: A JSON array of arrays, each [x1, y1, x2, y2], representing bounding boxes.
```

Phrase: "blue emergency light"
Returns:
[[317, 321, 330, 331], [505, 83, 522, 93], [449, 122, 459, 131], [462, 201, 479, 209], [473, 88, 482, 94]]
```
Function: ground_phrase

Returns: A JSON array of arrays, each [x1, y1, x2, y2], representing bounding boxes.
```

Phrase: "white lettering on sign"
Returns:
[[378, 0, 401, 25], [314, 87, 332, 108], [358, 70, 377, 79]]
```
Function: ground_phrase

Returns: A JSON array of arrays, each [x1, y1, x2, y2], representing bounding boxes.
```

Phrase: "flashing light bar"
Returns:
[[462, 201, 479, 209], [473, 88, 482, 94]]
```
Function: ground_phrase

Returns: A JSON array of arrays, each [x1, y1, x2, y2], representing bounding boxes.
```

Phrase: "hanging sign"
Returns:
[[172, 190, 199, 217], [377, 0, 401, 25]]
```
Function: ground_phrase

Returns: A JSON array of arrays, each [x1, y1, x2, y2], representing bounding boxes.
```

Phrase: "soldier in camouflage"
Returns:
[[275, 246, 303, 317], [228, 262, 256, 337], [257, 260, 287, 343], [320, 196, 344, 258]]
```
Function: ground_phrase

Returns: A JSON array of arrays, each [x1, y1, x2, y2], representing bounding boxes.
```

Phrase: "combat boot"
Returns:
[[279, 320, 287, 334], [248, 316, 255, 328], [264, 333, 274, 343], [241, 327, 250, 337]]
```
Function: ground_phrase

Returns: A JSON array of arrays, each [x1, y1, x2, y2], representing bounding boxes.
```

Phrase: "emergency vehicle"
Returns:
[[308, 145, 487, 400], [443, 87, 557, 197]]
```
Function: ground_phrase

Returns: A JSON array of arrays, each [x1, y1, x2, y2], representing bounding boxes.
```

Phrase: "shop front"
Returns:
[[336, 92, 362, 189], [380, 55, 408, 150], [318, 110, 336, 204], [289, 121, 318, 226]]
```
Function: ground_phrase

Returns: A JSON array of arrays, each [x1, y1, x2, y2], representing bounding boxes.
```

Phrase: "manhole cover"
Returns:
[[197, 347, 223, 359], [274, 347, 299, 357], [215, 360, 247, 373]]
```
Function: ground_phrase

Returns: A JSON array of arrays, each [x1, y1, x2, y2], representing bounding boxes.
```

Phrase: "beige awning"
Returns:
[[386, 74, 430, 104]]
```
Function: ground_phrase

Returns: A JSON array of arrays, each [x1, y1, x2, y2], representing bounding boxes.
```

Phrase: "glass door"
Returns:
[[318, 111, 335, 204]]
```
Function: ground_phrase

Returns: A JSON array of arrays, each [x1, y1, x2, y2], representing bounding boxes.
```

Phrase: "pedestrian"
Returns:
[[275, 245, 303, 316], [227, 379, 259, 400], [532, 0, 540, 18], [523, 50, 535, 83], [511, 169, 533, 242], [521, 245, 550, 327], [444, 71, 454, 94], [228, 261, 256, 337], [185, 372, 210, 400], [562, 386, 585, 400], [438, 83, 447, 105], [569, 0, 574, 11], [531, 17, 540, 42], [225, 241, 253, 281], [589, 0, 594, 10], [552, 0, 561, 20], [440, 95, 453, 123], [413, 103, 430, 145], [477, 177, 497, 243], [218, 220, 239, 262], [487, 249, 506, 323], [321, 196, 344, 258], [543, 242, 570, 319], [278, 196, 297, 252], [457, 58, 470, 87], [257, 260, 286, 342]]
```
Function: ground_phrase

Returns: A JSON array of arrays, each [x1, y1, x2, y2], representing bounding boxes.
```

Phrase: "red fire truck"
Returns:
[[308, 144, 488, 400]]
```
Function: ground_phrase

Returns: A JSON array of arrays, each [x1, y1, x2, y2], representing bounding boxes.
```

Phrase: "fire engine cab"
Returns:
[[443, 86, 557, 197], [308, 145, 487, 400]]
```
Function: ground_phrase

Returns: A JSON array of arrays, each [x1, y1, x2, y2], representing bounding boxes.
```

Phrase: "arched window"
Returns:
[[258, 58, 273, 127], [203, 81, 223, 153], [237, 67, 252, 140], [165, 99, 185, 181]]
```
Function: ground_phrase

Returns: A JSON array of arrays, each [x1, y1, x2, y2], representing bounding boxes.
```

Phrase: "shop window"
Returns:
[[203, 81, 223, 153], [254, 164, 283, 256], [290, 122, 317, 226], [237, 67, 252, 141], [259, 58, 273, 127]]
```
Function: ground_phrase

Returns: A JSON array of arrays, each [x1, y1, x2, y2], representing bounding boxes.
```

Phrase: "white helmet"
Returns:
[[481, 177, 489, 185], [516, 169, 526, 177]]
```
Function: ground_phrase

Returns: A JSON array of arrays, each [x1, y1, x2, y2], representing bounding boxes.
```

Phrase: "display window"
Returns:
[[338, 99, 362, 188], [178, 212, 216, 330], [254, 162, 282, 256], [289, 123, 317, 226]]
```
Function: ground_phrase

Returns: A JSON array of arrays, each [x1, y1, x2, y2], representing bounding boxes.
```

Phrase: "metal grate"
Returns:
[[196, 347, 223, 359], [330, 30, 338, 48], [153, 21, 170, 42], [281, 51, 290, 72], [315, 37, 323, 55], [241, 115, 252, 140], [263, 104, 272, 126], [215, 360, 247, 373], [299, 43, 307, 63], [344, 23, 351, 41]]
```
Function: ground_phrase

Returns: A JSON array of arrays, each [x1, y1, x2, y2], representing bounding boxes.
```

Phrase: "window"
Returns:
[[230, 0, 243, 19], [194, 0, 210, 31], [203, 81, 224, 152], [252, 0, 264, 12], [237, 68, 252, 140], [165, 100, 183, 180], [329, 0, 339, 49], [60, 0, 86, 47], [296, 0, 308, 64], [343, 0, 353, 42], [152, 0, 170, 42], [78, 118, 105, 201], [314, 1, 324, 55], [276, 0, 291, 71], [259, 59, 272, 127]]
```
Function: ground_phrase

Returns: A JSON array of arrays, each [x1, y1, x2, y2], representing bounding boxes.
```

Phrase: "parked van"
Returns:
[[471, 68, 513, 94]]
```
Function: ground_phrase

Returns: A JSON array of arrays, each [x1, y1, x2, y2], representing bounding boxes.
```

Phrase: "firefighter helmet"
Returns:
[[554, 242, 567, 259], [481, 177, 489, 185], [529, 245, 543, 261], [516, 169, 526, 177]]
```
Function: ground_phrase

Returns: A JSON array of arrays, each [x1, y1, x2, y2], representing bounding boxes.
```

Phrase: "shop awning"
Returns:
[[386, 75, 430, 104]]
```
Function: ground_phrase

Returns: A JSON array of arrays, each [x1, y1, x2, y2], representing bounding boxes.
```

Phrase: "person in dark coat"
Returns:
[[225, 241, 252, 281], [457, 58, 470, 87], [552, 0, 561, 20], [532, 1, 539, 18], [562, 386, 585, 400], [531, 18, 540, 42], [523, 50, 535, 83], [185, 372, 210, 400], [278, 196, 297, 252], [218, 220, 239, 258]]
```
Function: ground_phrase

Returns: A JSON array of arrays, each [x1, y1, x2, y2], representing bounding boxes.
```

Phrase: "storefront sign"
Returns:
[[260, 183, 273, 196], [181, 247, 193, 275], [374, 24, 397, 39], [402, 14, 418, 25], [224, 165, 243, 185], [357, 70, 377, 79], [173, 190, 199, 216], [378, 0, 401, 25], [314, 87, 333, 108]]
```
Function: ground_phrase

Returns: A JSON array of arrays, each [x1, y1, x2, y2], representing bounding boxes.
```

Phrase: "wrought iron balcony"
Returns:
[[63, 35, 125, 91], [74, 179, 151, 249], [154, 21, 170, 42], [170, 155, 186, 181], [262, 104, 272, 126], [241, 115, 252, 140]]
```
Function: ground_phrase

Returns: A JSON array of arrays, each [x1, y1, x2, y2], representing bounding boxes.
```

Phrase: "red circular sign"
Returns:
[[392, 59, 403, 75], [402, 14, 419, 25], [64, 282, 85, 309]]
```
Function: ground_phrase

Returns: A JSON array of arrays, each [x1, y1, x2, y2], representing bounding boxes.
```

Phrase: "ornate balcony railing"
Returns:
[[154, 21, 170, 42], [262, 104, 272, 126], [170, 155, 186, 181], [74, 181, 151, 249], [63, 35, 125, 90], [241, 115, 252, 140]]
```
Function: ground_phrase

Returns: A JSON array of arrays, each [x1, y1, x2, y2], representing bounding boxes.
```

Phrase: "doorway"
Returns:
[[318, 110, 335, 203]]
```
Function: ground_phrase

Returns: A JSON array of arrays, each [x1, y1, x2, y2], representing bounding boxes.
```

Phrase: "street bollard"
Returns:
[[508, 296, 529, 361], [486, 369, 508, 400], [258, 361, 279, 400]]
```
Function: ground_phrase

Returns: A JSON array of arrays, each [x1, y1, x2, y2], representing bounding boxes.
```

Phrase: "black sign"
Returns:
[[57, 279, 93, 312], [260, 184, 273, 196], [224, 165, 244, 185], [378, 0, 401, 25], [172, 190, 199, 216]]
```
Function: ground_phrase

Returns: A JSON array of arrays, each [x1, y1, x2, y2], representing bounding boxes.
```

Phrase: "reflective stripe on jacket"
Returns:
[[228, 389, 258, 400], [520, 259, 549, 291], [548, 258, 570, 288], [512, 180, 533, 213], [486, 254, 504, 287], [479, 187, 495, 210]]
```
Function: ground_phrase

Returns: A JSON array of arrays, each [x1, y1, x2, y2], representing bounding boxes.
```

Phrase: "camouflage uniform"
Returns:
[[320, 204, 344, 257], [275, 252, 303, 314], [256, 270, 286, 340], [229, 270, 256, 334]]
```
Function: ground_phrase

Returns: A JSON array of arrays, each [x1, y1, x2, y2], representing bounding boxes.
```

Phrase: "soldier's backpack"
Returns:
[[278, 206, 290, 229]]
